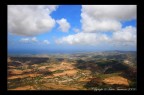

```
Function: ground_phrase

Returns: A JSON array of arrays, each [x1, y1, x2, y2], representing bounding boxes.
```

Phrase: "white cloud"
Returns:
[[56, 26, 136, 47], [56, 18, 70, 32], [20, 37, 50, 45], [56, 32, 110, 45], [73, 28, 80, 32], [43, 40, 50, 44], [31, 37, 38, 42], [81, 16, 122, 32], [112, 26, 136, 46], [20, 37, 38, 43], [82, 5, 136, 21], [8, 5, 58, 36], [20, 38, 30, 43], [81, 5, 136, 32]]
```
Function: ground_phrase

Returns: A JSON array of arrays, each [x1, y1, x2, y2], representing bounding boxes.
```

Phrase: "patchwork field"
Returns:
[[8, 51, 137, 90]]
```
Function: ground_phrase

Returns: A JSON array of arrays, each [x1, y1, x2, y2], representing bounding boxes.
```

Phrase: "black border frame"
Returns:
[[1, 0, 143, 95]]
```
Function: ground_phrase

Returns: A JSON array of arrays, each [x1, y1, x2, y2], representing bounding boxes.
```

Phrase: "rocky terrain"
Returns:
[[7, 51, 137, 90]]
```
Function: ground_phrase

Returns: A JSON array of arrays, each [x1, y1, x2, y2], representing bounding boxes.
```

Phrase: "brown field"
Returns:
[[7, 54, 137, 90]]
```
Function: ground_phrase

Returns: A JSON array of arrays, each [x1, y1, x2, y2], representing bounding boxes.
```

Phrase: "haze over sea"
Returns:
[[8, 49, 136, 56]]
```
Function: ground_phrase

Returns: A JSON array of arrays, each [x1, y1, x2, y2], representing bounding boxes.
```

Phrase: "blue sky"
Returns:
[[8, 5, 137, 54]]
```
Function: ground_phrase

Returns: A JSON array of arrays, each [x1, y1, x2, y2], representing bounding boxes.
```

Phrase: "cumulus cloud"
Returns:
[[56, 18, 70, 32], [43, 40, 50, 44], [56, 32, 110, 45], [8, 5, 58, 36], [81, 16, 122, 32], [81, 5, 136, 32], [112, 26, 136, 45], [56, 26, 136, 47], [82, 5, 136, 20]]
